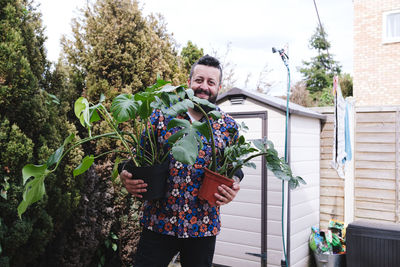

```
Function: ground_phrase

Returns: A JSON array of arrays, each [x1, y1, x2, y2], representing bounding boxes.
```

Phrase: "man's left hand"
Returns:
[[215, 182, 240, 206]]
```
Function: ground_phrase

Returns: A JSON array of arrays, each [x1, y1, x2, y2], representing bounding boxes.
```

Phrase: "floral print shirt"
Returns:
[[139, 107, 239, 238]]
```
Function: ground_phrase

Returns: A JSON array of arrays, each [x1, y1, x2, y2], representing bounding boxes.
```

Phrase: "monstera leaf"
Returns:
[[167, 118, 210, 165], [111, 94, 139, 123]]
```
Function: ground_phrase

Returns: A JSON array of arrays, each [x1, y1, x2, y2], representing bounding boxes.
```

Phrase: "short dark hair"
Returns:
[[189, 55, 223, 85]]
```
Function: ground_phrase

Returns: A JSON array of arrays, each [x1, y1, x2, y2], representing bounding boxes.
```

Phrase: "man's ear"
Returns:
[[187, 79, 191, 87]]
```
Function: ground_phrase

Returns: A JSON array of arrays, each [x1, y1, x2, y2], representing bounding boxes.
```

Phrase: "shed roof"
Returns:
[[217, 87, 326, 120]]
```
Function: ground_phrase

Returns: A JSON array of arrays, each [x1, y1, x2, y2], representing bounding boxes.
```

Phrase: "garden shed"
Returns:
[[213, 88, 325, 267]]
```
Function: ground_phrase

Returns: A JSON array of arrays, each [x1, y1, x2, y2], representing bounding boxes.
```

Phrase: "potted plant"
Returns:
[[18, 82, 305, 216], [153, 88, 306, 206], [18, 80, 186, 217]]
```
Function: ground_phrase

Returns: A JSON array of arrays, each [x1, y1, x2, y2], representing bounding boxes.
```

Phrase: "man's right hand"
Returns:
[[120, 170, 147, 198]]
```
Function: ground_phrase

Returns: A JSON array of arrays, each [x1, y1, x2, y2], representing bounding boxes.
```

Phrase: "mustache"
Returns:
[[194, 88, 211, 96]]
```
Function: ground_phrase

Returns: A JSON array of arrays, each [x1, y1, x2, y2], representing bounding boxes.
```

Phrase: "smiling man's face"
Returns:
[[188, 64, 222, 104]]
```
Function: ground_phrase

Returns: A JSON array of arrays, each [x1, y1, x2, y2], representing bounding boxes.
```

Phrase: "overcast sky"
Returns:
[[37, 0, 353, 95]]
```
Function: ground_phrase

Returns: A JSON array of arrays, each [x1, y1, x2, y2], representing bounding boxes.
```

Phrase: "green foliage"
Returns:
[[319, 87, 335, 107], [0, 118, 56, 266], [218, 134, 306, 189], [218, 135, 258, 177], [299, 25, 342, 99], [339, 73, 353, 98], [19, 81, 188, 217], [0, 0, 86, 265], [96, 231, 119, 267], [167, 119, 208, 165], [180, 40, 204, 75], [62, 0, 186, 102], [159, 88, 305, 188]]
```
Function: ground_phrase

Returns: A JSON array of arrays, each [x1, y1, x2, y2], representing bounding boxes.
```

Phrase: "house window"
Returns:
[[383, 10, 400, 43]]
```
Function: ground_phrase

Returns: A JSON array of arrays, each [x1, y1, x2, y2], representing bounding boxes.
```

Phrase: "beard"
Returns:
[[193, 88, 217, 114]]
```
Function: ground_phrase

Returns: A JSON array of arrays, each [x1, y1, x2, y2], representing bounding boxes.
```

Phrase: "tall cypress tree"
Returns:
[[0, 1, 85, 266], [299, 26, 341, 98]]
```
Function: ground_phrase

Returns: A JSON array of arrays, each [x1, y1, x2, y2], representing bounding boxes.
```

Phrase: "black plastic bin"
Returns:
[[346, 220, 400, 267]]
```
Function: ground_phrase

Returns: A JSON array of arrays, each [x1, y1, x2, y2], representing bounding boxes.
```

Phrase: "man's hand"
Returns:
[[120, 170, 147, 198], [215, 181, 240, 206]]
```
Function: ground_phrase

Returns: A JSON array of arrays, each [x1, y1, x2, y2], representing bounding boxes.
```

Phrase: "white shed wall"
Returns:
[[220, 99, 287, 267], [289, 114, 321, 267], [216, 97, 321, 267], [213, 114, 264, 267]]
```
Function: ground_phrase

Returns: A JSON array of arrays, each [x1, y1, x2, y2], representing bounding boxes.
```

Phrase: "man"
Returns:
[[120, 55, 241, 267]]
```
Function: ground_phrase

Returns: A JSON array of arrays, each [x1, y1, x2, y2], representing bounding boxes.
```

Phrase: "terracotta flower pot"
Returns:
[[119, 159, 170, 200], [199, 168, 234, 206]]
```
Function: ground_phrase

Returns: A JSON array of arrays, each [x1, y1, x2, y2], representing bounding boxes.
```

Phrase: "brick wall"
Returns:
[[354, 0, 400, 106]]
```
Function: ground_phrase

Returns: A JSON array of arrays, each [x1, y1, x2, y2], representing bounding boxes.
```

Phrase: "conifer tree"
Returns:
[[299, 25, 341, 103], [62, 0, 186, 101], [0, 1, 84, 266]]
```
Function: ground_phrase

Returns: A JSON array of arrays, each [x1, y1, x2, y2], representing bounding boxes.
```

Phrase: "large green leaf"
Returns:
[[73, 155, 95, 177], [185, 89, 194, 99], [170, 135, 198, 165], [159, 92, 172, 107], [111, 94, 138, 123], [175, 86, 187, 99], [18, 164, 49, 217], [191, 121, 210, 140], [164, 99, 194, 117], [137, 99, 153, 119], [18, 176, 46, 218], [74, 97, 91, 127], [192, 96, 216, 109], [46, 145, 64, 168], [166, 118, 207, 165], [22, 164, 48, 185], [253, 139, 267, 152], [167, 130, 185, 144], [167, 118, 191, 131]]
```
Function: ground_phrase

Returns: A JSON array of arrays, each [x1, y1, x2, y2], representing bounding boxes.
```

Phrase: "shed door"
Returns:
[[213, 111, 268, 267]]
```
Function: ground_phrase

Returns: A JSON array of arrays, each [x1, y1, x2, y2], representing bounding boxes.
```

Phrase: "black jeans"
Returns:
[[134, 228, 216, 267]]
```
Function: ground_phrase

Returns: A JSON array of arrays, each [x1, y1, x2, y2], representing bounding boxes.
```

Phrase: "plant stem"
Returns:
[[97, 105, 138, 166], [51, 132, 118, 172], [228, 152, 268, 178], [144, 118, 157, 164], [193, 103, 217, 172]]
